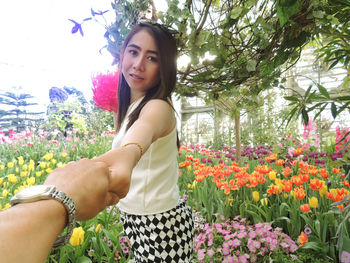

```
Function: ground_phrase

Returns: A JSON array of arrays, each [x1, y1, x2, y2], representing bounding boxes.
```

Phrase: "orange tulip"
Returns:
[[298, 232, 308, 247], [276, 159, 285, 166], [300, 204, 310, 213], [332, 167, 340, 174], [294, 148, 303, 155], [310, 178, 324, 191], [282, 166, 293, 177], [294, 186, 306, 199]]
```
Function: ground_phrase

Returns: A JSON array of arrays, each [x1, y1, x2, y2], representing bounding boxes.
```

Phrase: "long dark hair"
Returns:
[[116, 22, 178, 134]]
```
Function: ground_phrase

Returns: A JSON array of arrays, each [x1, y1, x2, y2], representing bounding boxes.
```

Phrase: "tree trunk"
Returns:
[[235, 110, 241, 164]]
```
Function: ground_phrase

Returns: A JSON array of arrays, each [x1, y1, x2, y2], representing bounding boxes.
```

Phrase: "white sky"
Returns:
[[0, 0, 167, 109]]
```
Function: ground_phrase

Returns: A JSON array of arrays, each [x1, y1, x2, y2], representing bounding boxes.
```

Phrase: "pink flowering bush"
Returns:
[[335, 126, 350, 153], [92, 70, 119, 113], [194, 215, 298, 263]]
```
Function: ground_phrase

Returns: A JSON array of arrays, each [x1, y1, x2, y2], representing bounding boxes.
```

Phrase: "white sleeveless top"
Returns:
[[112, 98, 180, 215]]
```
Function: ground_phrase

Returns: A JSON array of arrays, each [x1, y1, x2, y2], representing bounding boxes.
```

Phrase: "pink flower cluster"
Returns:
[[195, 215, 298, 263], [336, 126, 350, 153], [92, 69, 119, 113]]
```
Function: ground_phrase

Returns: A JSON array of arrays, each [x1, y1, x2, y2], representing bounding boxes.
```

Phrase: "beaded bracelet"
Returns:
[[121, 142, 144, 156]]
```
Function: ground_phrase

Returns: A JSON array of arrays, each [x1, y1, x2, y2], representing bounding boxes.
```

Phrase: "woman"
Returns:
[[96, 20, 194, 262]]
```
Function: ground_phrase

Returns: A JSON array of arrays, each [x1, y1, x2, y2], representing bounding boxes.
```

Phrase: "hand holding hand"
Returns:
[[44, 158, 119, 221]]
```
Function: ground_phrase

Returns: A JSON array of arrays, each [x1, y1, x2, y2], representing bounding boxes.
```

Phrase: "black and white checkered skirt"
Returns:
[[120, 199, 194, 262]]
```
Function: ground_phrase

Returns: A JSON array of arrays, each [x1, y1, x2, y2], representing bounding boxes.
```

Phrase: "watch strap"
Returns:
[[51, 189, 76, 249]]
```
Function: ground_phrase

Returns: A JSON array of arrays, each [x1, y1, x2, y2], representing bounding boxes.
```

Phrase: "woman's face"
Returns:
[[122, 30, 160, 99]]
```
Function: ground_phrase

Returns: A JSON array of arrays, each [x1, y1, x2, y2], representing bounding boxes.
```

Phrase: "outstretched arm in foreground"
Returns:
[[0, 159, 118, 263]]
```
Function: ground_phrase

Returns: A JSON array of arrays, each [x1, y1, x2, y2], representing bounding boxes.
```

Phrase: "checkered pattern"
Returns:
[[120, 199, 194, 262]]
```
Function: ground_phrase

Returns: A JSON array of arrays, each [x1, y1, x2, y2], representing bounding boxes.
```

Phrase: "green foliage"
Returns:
[[85, 105, 114, 135], [283, 82, 350, 126], [44, 99, 87, 136]]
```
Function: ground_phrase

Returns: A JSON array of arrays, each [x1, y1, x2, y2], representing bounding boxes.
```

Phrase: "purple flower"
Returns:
[[341, 251, 350, 263], [197, 249, 205, 261], [237, 231, 247, 239], [207, 248, 215, 257], [248, 230, 257, 239], [232, 238, 241, 247], [304, 226, 312, 235], [222, 246, 230, 255]]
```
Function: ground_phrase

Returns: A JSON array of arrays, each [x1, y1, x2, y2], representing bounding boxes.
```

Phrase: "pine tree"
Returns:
[[0, 87, 44, 132]]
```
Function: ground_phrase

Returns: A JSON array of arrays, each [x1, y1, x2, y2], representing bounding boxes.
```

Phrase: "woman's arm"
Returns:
[[0, 159, 115, 263], [95, 99, 175, 198]]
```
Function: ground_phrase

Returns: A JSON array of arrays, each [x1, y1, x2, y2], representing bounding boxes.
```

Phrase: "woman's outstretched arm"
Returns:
[[95, 99, 176, 198]]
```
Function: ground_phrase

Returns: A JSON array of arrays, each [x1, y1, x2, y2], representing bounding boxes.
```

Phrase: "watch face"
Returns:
[[16, 185, 52, 199]]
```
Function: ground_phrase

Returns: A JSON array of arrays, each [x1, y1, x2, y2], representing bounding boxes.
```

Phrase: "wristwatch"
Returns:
[[10, 185, 76, 249]]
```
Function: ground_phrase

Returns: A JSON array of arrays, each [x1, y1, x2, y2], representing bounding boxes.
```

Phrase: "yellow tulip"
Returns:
[[225, 197, 233, 206], [69, 227, 85, 246], [0, 164, 4, 170], [51, 159, 57, 165], [192, 180, 197, 188], [2, 203, 11, 210], [27, 177, 35, 185], [319, 185, 328, 198], [269, 170, 277, 181], [36, 171, 42, 178], [187, 166, 192, 172], [252, 191, 260, 202], [45, 168, 52, 174], [22, 164, 28, 171], [0, 178, 3, 185], [56, 162, 63, 168], [44, 153, 52, 161], [309, 197, 318, 209], [284, 193, 289, 199], [95, 224, 102, 233], [8, 174, 18, 184], [187, 184, 192, 189], [18, 156, 23, 165], [2, 189, 8, 198], [28, 164, 34, 172], [20, 171, 27, 178], [7, 162, 14, 169], [62, 152, 67, 158], [40, 162, 46, 169], [260, 198, 268, 206]]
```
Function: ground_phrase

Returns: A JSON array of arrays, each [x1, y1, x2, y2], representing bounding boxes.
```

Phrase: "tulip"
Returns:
[[260, 198, 268, 206], [298, 232, 308, 247], [95, 224, 102, 233], [300, 204, 310, 213], [69, 227, 85, 246], [252, 191, 260, 202], [309, 197, 318, 208], [269, 170, 277, 181]]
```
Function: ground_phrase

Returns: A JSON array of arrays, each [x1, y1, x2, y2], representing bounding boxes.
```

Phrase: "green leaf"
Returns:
[[76, 256, 92, 263], [317, 84, 330, 99], [246, 59, 257, 72], [301, 107, 309, 125], [230, 7, 244, 19], [276, 1, 300, 27], [245, 209, 263, 223], [284, 96, 299, 102], [301, 241, 329, 253]]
